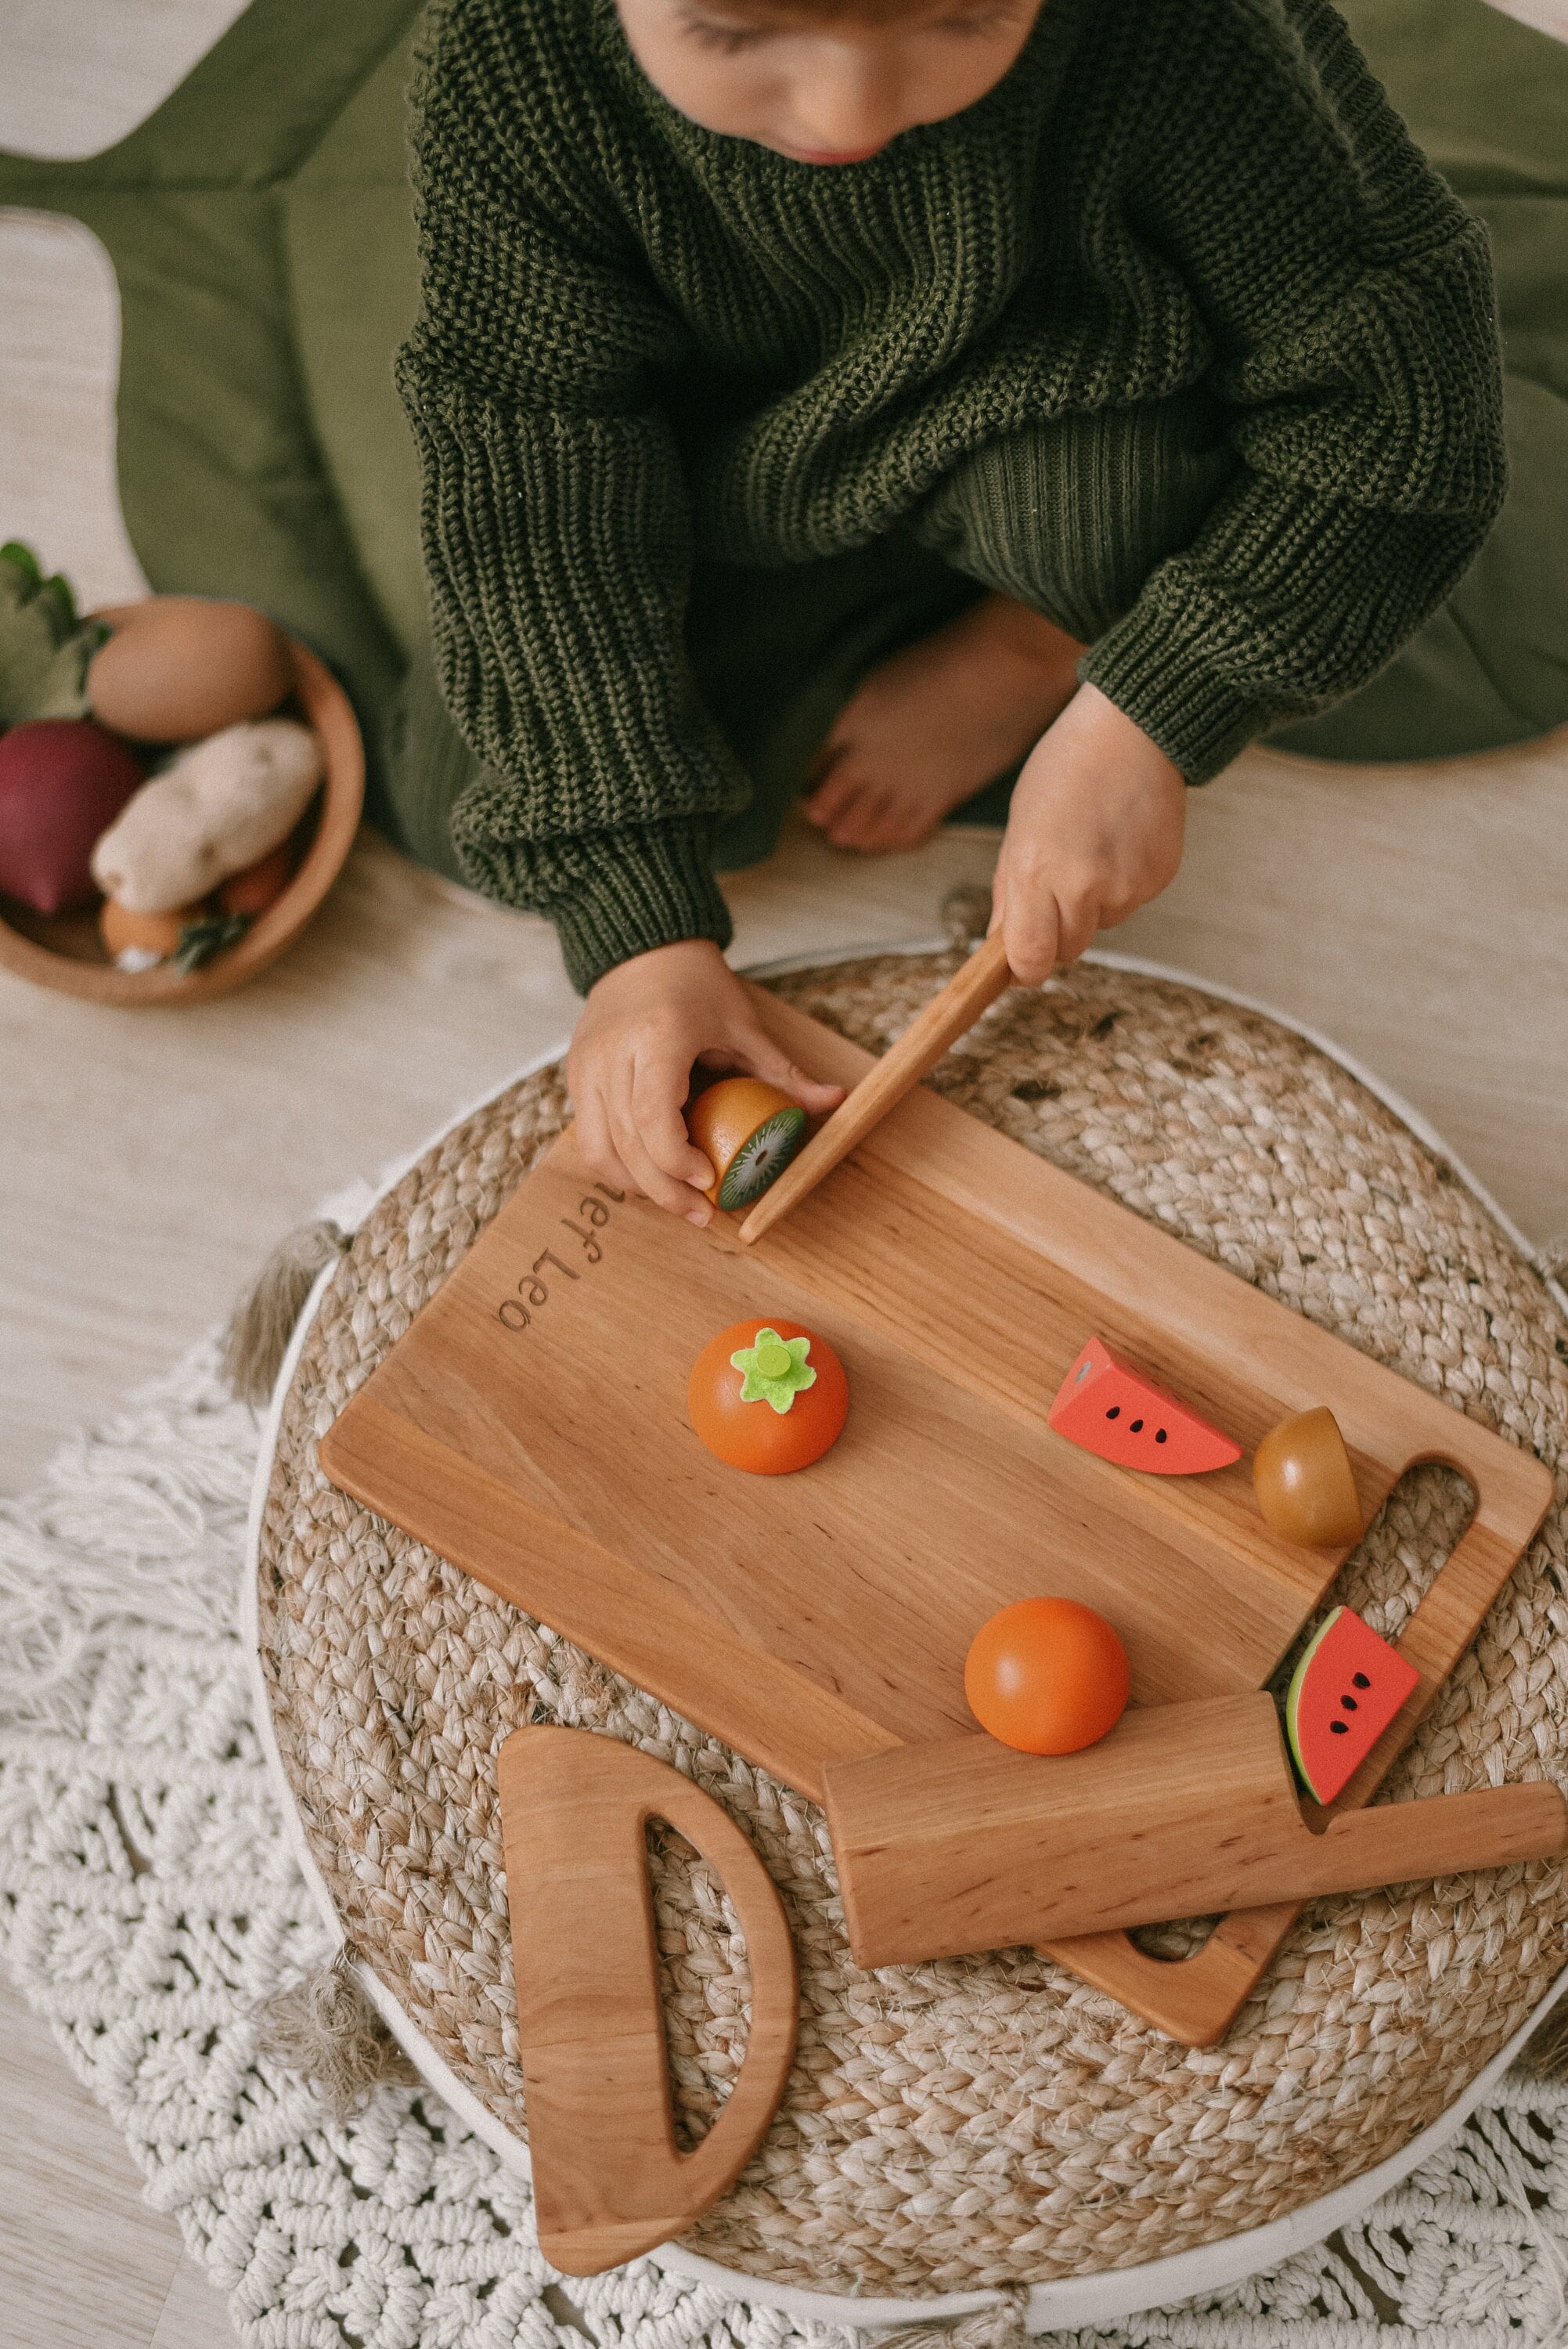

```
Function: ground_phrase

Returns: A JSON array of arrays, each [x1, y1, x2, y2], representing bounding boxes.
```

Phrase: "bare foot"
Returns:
[[800, 593, 1086, 852]]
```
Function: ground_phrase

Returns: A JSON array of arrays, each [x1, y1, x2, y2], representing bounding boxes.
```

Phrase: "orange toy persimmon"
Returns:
[[964, 1597, 1130, 1755], [687, 1315, 848, 1474]]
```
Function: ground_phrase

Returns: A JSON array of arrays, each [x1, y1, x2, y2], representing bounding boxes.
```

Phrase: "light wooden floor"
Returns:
[[2, 5, 1565, 2344]]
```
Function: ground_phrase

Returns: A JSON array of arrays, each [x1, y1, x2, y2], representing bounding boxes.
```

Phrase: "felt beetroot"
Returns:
[[0, 718, 143, 915]]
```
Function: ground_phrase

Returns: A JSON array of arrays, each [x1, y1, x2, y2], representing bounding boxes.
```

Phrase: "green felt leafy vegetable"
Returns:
[[0, 541, 104, 730], [730, 1327, 816, 1414], [171, 911, 250, 974]]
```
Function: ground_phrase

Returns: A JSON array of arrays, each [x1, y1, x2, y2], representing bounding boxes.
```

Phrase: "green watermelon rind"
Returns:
[[1284, 1606, 1346, 1802]]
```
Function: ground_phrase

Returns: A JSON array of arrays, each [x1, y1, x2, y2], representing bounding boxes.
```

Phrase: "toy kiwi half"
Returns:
[[686, 1077, 807, 1211]]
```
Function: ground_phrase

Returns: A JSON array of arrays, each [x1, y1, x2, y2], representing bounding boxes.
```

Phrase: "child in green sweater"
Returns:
[[394, 0, 1505, 1221]]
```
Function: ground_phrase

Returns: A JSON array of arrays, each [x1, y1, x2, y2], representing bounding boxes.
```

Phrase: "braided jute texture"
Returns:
[[256, 953, 1568, 2297]]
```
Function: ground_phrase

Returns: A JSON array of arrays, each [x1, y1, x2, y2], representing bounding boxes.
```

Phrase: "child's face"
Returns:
[[616, 0, 1044, 166]]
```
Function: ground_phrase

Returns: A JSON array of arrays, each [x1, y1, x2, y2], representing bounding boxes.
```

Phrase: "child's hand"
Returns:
[[990, 684, 1187, 985], [568, 938, 846, 1223]]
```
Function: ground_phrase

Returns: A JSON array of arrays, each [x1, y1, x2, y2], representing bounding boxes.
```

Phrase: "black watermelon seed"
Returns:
[[1340, 1694, 1358, 1711], [1155, 1429, 1167, 1443], [1130, 1418, 1144, 1433], [1352, 1672, 1371, 1688], [1105, 1405, 1120, 1419], [1330, 1720, 1349, 1734]]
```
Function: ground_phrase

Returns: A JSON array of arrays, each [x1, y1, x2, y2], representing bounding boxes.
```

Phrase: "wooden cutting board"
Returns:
[[321, 983, 1554, 2042]]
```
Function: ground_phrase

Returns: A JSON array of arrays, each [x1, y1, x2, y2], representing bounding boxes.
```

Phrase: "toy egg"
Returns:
[[685, 1077, 806, 1210], [1253, 1406, 1364, 1548], [687, 1315, 848, 1474], [964, 1597, 1130, 1755], [86, 597, 291, 743], [0, 718, 143, 915]]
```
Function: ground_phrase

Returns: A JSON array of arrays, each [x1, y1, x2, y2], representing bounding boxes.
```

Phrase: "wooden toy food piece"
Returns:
[[90, 718, 322, 913], [86, 597, 291, 742], [499, 1726, 797, 2276], [217, 841, 294, 916], [99, 894, 208, 969], [686, 1077, 806, 1210], [1047, 1337, 1242, 1474], [1285, 1606, 1419, 1803], [1253, 1405, 1364, 1547], [687, 1315, 849, 1474], [964, 1597, 1130, 1755], [821, 1694, 1567, 1968], [0, 718, 142, 914]]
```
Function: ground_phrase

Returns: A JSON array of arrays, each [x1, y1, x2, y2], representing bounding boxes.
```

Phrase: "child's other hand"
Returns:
[[568, 939, 846, 1224], [990, 685, 1187, 986]]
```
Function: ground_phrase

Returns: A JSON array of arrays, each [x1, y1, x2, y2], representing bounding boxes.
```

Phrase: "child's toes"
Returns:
[[800, 760, 860, 831], [826, 785, 908, 851]]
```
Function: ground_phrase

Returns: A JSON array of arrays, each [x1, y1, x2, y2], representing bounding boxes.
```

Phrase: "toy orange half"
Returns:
[[688, 1315, 849, 1474], [686, 1077, 806, 1211]]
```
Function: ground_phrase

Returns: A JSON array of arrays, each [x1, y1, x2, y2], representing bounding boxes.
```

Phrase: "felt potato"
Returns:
[[87, 598, 291, 743], [0, 718, 142, 915], [90, 718, 322, 914]]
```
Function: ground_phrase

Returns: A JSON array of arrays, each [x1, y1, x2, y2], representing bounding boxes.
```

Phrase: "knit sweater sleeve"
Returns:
[[395, 0, 746, 991], [1079, 0, 1508, 782]]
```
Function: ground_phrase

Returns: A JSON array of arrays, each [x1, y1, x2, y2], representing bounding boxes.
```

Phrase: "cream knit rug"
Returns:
[[4, 978, 1568, 2344]]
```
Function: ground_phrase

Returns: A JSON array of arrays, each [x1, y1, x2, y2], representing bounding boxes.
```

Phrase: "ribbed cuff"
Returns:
[[1080, 593, 1280, 785], [541, 819, 734, 994]]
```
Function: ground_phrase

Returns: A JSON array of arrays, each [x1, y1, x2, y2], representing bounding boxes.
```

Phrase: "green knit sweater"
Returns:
[[398, 0, 1505, 993]]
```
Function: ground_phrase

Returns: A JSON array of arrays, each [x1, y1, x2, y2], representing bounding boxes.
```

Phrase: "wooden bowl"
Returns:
[[0, 626, 363, 1006]]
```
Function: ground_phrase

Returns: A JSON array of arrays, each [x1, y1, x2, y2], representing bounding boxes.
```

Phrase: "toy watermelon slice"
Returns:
[[1046, 1337, 1242, 1474], [1284, 1607, 1419, 1803]]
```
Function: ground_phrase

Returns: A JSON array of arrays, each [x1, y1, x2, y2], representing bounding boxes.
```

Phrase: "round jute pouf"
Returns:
[[255, 950, 1568, 2300]]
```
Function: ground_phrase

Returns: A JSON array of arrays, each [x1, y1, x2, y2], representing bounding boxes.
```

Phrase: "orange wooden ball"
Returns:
[[964, 1597, 1130, 1755], [687, 1315, 848, 1475]]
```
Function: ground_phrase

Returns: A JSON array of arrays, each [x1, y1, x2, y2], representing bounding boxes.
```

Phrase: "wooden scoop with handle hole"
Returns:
[[821, 1693, 1567, 1969], [739, 927, 1013, 1243]]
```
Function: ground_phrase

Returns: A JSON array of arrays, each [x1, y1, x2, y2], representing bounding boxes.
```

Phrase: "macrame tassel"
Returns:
[[256, 1949, 417, 2119], [941, 882, 993, 950], [1517, 1995, 1568, 2083], [1535, 1234, 1568, 1283], [874, 2283, 1032, 2349], [222, 1218, 348, 1405]]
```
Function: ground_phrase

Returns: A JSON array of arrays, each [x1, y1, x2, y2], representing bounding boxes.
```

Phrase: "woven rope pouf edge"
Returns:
[[250, 946, 1568, 2308]]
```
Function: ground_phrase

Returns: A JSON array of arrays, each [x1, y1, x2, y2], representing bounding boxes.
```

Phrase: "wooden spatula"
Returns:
[[738, 927, 1013, 1244], [822, 1694, 1566, 1967]]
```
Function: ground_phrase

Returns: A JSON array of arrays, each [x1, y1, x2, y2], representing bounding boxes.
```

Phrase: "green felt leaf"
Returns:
[[730, 1327, 816, 1415], [0, 540, 99, 727], [172, 911, 250, 974]]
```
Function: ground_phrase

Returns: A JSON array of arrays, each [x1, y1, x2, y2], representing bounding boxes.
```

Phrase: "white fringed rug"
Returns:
[[5, 1339, 1568, 2345]]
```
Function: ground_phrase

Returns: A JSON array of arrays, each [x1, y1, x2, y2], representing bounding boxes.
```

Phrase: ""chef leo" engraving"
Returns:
[[496, 1184, 623, 1332]]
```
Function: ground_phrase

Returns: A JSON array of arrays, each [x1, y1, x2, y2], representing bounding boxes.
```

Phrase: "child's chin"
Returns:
[[769, 139, 889, 166]]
